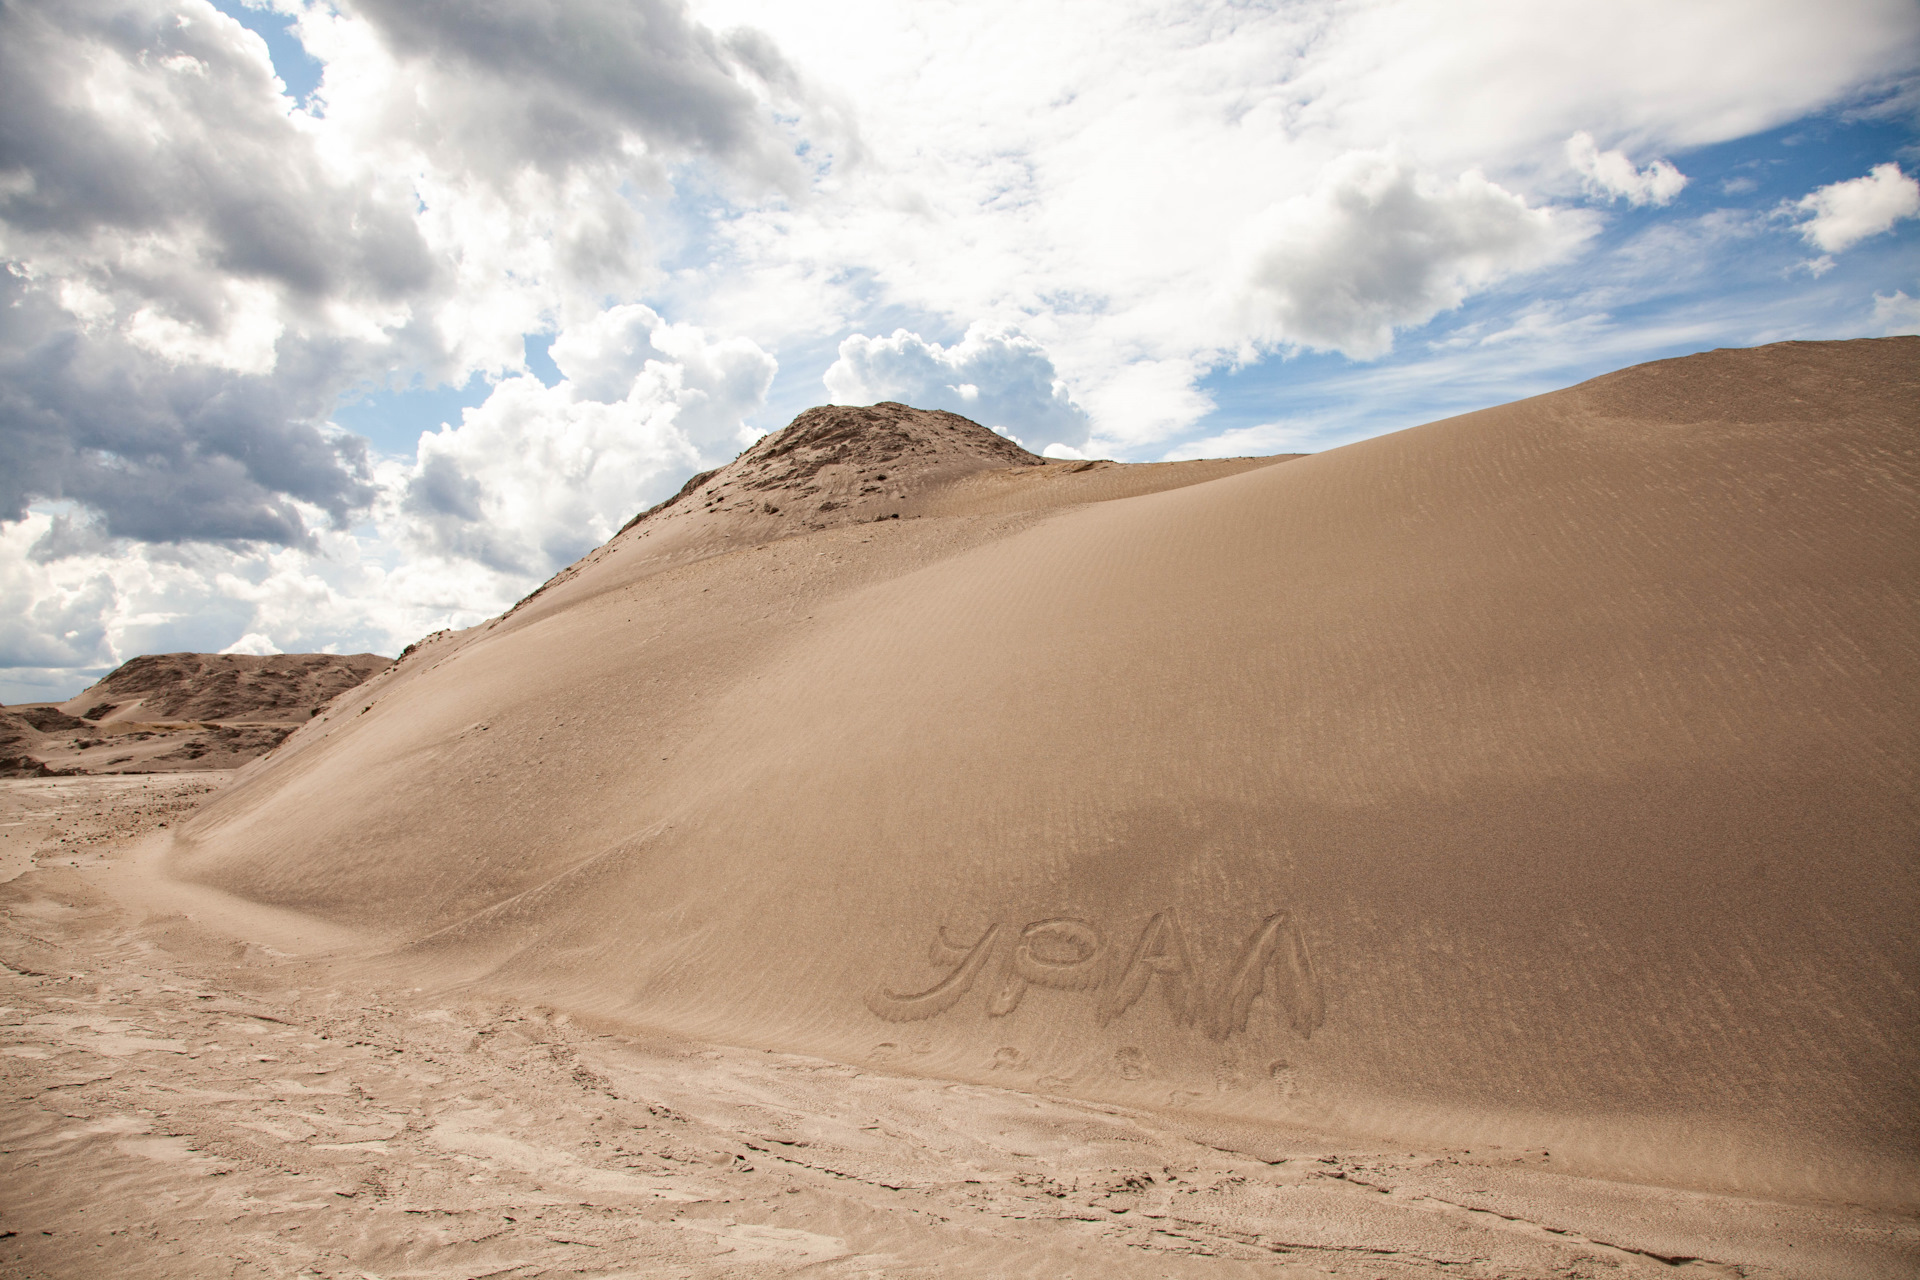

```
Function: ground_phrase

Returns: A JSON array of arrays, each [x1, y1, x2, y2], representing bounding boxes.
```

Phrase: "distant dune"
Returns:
[[1, 652, 389, 776], [171, 339, 1918, 1208]]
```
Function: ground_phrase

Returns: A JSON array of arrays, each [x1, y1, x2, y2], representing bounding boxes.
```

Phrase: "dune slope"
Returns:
[[171, 339, 1919, 1206]]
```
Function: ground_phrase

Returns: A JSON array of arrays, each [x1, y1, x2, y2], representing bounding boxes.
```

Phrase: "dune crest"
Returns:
[[171, 339, 1919, 1207]]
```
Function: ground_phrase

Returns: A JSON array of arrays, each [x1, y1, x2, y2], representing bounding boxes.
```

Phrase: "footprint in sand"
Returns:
[[1268, 1059, 1299, 1098]]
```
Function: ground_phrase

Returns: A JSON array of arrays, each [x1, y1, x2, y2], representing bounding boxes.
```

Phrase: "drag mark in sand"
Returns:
[[867, 910, 1325, 1040]]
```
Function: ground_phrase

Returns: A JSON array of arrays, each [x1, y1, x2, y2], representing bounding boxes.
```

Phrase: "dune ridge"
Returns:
[[1, 652, 388, 776], [171, 338, 1918, 1208]]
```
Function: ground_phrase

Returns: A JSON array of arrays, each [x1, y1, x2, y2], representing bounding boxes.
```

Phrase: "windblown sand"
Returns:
[[2, 339, 1914, 1276]]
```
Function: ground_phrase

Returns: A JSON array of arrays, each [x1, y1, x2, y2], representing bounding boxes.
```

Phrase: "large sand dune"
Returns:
[[170, 339, 1918, 1209]]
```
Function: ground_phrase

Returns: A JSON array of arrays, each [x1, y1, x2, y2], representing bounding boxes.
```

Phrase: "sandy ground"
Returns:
[[163, 340, 1918, 1215], [2, 774, 1915, 1279]]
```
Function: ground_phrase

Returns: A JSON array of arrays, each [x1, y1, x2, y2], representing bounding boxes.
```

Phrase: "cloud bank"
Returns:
[[1, 0, 1916, 699], [0, 0, 805, 552]]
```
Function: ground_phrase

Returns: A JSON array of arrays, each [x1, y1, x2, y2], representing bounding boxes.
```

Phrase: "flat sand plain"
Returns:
[[3, 339, 1915, 1276]]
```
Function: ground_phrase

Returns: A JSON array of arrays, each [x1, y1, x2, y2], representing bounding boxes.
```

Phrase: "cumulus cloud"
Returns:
[[0, 1, 433, 306], [823, 325, 1092, 453], [1073, 360, 1216, 453], [698, 0, 1918, 420], [220, 632, 282, 656], [0, 0, 810, 555], [398, 305, 775, 575], [346, 0, 814, 190], [1235, 152, 1582, 360], [1566, 132, 1688, 206], [1794, 163, 1920, 253], [0, 0, 413, 545], [0, 269, 377, 546], [0, 523, 115, 675], [1874, 288, 1920, 334]]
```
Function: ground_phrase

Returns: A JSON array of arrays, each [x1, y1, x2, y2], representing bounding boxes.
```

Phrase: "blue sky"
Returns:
[[2, 0, 1916, 701], [1186, 115, 1920, 449]]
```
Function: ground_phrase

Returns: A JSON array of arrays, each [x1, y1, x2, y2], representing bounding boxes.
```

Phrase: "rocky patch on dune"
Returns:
[[505, 401, 1054, 620], [625, 401, 1046, 535]]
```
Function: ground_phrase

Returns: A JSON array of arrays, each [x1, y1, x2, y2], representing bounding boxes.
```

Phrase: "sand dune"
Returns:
[[1, 652, 389, 776], [60, 651, 391, 726], [170, 339, 1918, 1209]]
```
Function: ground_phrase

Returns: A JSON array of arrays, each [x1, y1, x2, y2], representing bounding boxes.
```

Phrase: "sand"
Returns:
[[4, 776, 1914, 1277], [2, 339, 1915, 1275], [2, 653, 389, 777]]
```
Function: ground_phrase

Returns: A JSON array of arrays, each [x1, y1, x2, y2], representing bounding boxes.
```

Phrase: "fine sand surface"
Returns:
[[3, 775, 1914, 1277], [6, 339, 1912, 1274]]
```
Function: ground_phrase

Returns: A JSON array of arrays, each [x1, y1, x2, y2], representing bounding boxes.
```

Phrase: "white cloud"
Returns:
[[1565, 132, 1688, 206], [824, 325, 1091, 453], [124, 277, 286, 375], [0, 0, 809, 548], [396, 306, 775, 575], [1794, 163, 1920, 253], [683, 0, 1918, 443], [1235, 151, 1584, 360], [220, 631, 282, 656], [0, 0, 406, 542], [1874, 288, 1920, 334], [1074, 359, 1216, 452], [0, 0, 798, 696], [0, 518, 115, 677], [1279, 0, 1920, 158]]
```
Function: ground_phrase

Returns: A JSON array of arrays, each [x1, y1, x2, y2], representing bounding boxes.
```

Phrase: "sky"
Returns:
[[2, 0, 1918, 702]]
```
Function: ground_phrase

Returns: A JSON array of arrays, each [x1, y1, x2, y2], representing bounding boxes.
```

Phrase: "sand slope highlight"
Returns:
[[171, 339, 1919, 1207]]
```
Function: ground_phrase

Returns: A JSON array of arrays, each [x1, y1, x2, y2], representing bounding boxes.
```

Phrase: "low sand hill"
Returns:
[[1, 652, 389, 775], [171, 340, 1918, 1209], [61, 651, 391, 725]]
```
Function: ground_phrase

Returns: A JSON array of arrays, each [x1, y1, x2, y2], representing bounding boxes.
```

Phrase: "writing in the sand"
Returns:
[[865, 910, 1325, 1040]]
